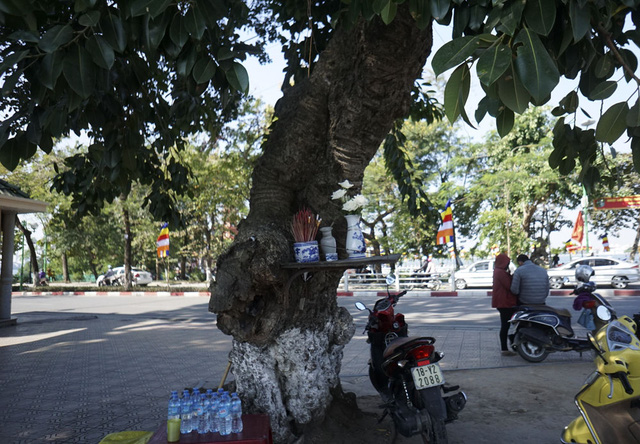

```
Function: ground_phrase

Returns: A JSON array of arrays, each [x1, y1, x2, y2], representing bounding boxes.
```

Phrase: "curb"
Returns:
[[13, 291, 211, 297]]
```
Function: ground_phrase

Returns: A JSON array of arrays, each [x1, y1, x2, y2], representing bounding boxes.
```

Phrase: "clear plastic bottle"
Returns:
[[208, 392, 220, 433], [198, 393, 210, 434], [191, 389, 200, 433], [180, 390, 192, 434], [168, 391, 181, 419], [230, 392, 243, 434], [217, 391, 232, 436]]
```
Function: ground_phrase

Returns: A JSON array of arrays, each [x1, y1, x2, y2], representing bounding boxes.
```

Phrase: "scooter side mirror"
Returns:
[[596, 305, 612, 322], [355, 302, 367, 311], [587, 332, 608, 365]]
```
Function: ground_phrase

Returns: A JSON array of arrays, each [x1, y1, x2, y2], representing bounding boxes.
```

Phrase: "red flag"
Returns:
[[571, 212, 584, 245]]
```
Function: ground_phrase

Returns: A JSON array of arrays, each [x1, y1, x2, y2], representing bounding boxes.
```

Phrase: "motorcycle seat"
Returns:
[[522, 304, 571, 318], [383, 336, 435, 359]]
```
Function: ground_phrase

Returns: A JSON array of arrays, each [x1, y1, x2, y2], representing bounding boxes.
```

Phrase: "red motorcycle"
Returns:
[[355, 284, 466, 443]]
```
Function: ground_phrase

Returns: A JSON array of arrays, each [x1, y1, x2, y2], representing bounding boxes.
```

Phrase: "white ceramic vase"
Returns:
[[319, 227, 337, 261], [345, 214, 366, 258]]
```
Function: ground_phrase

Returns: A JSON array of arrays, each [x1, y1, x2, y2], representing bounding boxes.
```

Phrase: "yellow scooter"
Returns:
[[561, 311, 640, 444]]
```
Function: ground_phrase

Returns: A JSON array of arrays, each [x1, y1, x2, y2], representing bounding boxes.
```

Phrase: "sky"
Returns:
[[242, 23, 639, 258]]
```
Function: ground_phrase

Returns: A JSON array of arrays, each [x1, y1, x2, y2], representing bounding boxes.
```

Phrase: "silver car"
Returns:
[[548, 257, 640, 289], [454, 259, 516, 289]]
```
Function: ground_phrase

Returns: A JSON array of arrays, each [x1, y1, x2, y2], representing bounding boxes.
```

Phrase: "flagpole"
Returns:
[[581, 186, 590, 255]]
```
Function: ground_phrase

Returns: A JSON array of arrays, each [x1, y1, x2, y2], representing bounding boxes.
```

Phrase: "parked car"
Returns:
[[547, 257, 640, 289], [96, 266, 153, 286], [454, 259, 516, 289]]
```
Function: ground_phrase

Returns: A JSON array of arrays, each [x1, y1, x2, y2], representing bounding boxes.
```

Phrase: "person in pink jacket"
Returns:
[[492, 253, 518, 356]]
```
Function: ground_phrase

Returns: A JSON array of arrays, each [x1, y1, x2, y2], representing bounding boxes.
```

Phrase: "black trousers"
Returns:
[[497, 307, 517, 351]]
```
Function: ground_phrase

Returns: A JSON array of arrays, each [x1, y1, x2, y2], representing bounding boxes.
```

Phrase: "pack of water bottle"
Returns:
[[169, 388, 243, 436]]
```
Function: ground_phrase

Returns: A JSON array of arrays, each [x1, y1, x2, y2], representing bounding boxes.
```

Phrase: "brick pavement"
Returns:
[[0, 293, 606, 443]]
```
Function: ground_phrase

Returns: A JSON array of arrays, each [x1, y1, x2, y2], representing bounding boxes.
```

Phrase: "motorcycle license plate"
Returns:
[[411, 364, 445, 390]]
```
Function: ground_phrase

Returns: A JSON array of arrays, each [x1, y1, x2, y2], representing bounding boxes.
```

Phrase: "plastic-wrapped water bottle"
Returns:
[[208, 392, 219, 433], [217, 391, 232, 436], [180, 390, 192, 434], [230, 392, 243, 434], [191, 389, 200, 433], [198, 393, 210, 434]]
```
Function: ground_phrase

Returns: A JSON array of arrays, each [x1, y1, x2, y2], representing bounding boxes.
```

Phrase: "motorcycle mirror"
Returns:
[[587, 331, 608, 364], [385, 274, 396, 286], [354, 302, 367, 311], [596, 305, 612, 322]]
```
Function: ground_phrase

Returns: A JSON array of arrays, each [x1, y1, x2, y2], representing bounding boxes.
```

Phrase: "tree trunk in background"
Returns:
[[210, 9, 432, 443], [61, 252, 70, 282], [630, 222, 640, 262], [123, 207, 132, 289], [16, 218, 41, 286]]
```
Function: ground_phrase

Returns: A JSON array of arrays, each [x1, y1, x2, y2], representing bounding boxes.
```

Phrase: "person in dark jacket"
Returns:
[[492, 253, 518, 356], [510, 254, 549, 305]]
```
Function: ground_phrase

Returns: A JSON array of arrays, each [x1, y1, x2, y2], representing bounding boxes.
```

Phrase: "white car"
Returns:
[[548, 257, 640, 289], [454, 259, 516, 289], [96, 266, 153, 286]]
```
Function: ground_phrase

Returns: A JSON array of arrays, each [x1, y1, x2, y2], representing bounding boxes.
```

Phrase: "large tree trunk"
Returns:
[[210, 9, 432, 443]]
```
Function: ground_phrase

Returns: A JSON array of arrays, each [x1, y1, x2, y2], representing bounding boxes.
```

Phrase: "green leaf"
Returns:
[[627, 101, 640, 128], [444, 63, 471, 124], [86, 35, 115, 69], [496, 107, 514, 137], [184, 7, 206, 39], [513, 28, 560, 103], [559, 90, 579, 113], [0, 136, 23, 171], [595, 102, 629, 144], [497, 0, 525, 36], [78, 10, 100, 26], [170, 14, 189, 50], [8, 30, 39, 43], [380, 0, 397, 24], [102, 13, 126, 52], [632, 137, 640, 173], [0, 49, 28, 74], [432, 36, 480, 76], [430, 0, 451, 20], [594, 54, 615, 79], [63, 44, 96, 99], [38, 25, 74, 53], [192, 58, 216, 84], [524, 0, 556, 35], [497, 65, 530, 113], [569, 0, 590, 42], [587, 80, 617, 100], [37, 51, 64, 90], [225, 62, 249, 93], [146, 13, 170, 50], [477, 42, 511, 86], [176, 46, 197, 77]]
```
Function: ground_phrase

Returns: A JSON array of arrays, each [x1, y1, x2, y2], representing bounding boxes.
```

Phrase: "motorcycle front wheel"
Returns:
[[516, 339, 549, 362]]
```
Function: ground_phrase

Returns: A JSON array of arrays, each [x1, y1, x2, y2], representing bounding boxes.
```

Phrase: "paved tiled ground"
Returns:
[[0, 293, 605, 443]]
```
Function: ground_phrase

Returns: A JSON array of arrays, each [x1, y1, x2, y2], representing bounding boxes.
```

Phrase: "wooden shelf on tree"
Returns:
[[281, 254, 400, 270], [281, 254, 401, 303]]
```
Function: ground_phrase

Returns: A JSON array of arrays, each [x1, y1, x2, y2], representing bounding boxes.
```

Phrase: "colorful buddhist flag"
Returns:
[[600, 234, 610, 252], [565, 239, 578, 252], [436, 199, 454, 245], [571, 212, 584, 245], [156, 223, 169, 258]]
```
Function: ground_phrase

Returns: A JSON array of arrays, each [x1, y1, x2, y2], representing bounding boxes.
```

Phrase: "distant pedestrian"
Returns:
[[552, 254, 559, 268], [418, 255, 435, 275], [492, 253, 517, 356], [510, 254, 549, 305]]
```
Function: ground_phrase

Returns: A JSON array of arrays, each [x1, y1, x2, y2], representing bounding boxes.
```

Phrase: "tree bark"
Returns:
[[209, 9, 432, 443], [16, 218, 41, 286], [123, 207, 132, 289], [62, 251, 70, 282]]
